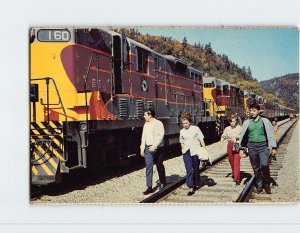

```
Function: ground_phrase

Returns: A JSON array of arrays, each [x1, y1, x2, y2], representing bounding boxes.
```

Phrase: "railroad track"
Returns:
[[141, 118, 297, 204]]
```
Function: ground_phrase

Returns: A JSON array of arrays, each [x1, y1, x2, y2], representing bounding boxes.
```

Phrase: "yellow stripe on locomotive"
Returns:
[[30, 29, 79, 184]]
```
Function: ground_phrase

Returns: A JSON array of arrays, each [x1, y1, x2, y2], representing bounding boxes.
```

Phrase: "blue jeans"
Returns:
[[247, 142, 271, 188], [144, 147, 166, 188], [183, 150, 200, 188]]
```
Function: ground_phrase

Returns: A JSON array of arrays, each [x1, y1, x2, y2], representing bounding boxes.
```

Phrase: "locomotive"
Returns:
[[30, 27, 294, 185]]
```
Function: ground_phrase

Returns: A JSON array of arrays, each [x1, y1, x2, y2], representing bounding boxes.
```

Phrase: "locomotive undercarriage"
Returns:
[[63, 113, 219, 172]]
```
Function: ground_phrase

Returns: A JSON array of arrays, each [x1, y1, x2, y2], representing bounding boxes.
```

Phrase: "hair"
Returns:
[[229, 114, 238, 125], [144, 108, 155, 118], [180, 112, 192, 122], [249, 103, 260, 111]]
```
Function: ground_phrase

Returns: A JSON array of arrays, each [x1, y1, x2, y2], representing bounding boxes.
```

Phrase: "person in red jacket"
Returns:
[[220, 114, 242, 185]]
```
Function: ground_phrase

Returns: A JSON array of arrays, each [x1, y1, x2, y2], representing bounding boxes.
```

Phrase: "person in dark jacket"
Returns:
[[239, 103, 277, 194]]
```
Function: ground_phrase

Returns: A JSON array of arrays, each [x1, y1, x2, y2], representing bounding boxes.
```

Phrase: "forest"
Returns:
[[120, 28, 298, 111]]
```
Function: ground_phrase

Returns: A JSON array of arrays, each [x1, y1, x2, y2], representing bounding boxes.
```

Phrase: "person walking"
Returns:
[[220, 114, 242, 185], [140, 109, 166, 195], [239, 103, 277, 194], [179, 112, 207, 196], [272, 119, 279, 141], [271, 118, 279, 161]]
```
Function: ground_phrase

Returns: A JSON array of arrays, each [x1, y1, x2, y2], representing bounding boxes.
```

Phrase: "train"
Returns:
[[30, 27, 295, 185]]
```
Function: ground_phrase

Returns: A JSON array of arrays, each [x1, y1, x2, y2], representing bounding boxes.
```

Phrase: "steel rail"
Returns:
[[140, 152, 227, 203]]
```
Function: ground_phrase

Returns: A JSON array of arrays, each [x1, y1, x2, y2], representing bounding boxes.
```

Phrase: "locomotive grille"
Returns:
[[118, 98, 128, 118], [92, 78, 97, 88], [147, 100, 154, 110], [136, 99, 144, 117]]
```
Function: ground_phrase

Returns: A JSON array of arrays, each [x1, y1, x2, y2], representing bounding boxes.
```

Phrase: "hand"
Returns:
[[271, 149, 277, 156], [149, 145, 157, 152], [140, 150, 144, 157], [239, 150, 246, 158]]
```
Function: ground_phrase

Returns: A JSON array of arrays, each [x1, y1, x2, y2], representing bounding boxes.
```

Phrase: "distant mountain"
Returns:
[[260, 73, 299, 112]]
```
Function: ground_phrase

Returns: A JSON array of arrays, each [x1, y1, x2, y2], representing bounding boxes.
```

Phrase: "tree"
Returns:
[[182, 36, 188, 49], [204, 42, 212, 55], [246, 66, 252, 79]]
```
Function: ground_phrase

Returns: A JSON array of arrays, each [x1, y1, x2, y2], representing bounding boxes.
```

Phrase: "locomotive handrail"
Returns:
[[31, 77, 67, 122]]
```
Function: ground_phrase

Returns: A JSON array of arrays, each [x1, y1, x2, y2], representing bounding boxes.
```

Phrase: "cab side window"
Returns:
[[136, 47, 148, 74]]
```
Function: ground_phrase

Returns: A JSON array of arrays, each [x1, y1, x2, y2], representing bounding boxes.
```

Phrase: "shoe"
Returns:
[[143, 188, 153, 195], [254, 186, 263, 194], [187, 190, 195, 196], [265, 184, 272, 194], [159, 183, 167, 190], [187, 188, 195, 196], [272, 156, 277, 161], [235, 180, 241, 186]]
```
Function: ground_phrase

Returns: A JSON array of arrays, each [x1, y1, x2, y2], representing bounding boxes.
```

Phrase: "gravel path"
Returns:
[[271, 120, 299, 203], [32, 119, 297, 204]]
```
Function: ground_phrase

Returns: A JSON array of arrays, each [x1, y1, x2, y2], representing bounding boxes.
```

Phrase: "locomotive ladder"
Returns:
[[30, 77, 68, 185]]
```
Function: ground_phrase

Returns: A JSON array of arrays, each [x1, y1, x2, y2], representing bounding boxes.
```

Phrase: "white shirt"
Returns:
[[179, 125, 204, 155], [140, 118, 165, 152]]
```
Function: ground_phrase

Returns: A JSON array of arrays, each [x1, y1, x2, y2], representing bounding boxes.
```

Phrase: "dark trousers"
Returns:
[[183, 150, 200, 188], [247, 142, 271, 188], [144, 147, 166, 188], [227, 141, 241, 182]]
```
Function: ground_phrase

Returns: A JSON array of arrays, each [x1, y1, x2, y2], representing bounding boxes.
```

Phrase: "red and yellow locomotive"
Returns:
[[30, 28, 211, 185], [30, 27, 294, 185]]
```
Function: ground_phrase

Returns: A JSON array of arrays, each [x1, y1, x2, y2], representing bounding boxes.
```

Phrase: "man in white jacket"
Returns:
[[140, 109, 166, 195]]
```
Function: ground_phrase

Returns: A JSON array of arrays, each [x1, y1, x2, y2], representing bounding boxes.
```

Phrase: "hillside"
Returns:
[[260, 73, 299, 111], [119, 28, 292, 107]]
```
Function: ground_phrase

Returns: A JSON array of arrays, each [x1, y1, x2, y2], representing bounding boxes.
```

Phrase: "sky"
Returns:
[[137, 27, 299, 82]]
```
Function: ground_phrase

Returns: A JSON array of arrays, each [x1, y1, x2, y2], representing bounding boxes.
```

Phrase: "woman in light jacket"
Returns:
[[220, 114, 242, 185], [179, 112, 207, 196]]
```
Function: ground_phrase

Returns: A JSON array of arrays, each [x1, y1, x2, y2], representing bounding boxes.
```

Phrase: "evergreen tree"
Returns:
[[247, 66, 252, 79], [182, 36, 188, 48]]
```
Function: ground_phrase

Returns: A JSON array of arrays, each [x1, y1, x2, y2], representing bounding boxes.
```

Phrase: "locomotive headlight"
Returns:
[[79, 122, 87, 131]]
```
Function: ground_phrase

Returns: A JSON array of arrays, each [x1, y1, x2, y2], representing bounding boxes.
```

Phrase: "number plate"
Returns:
[[37, 29, 71, 42]]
